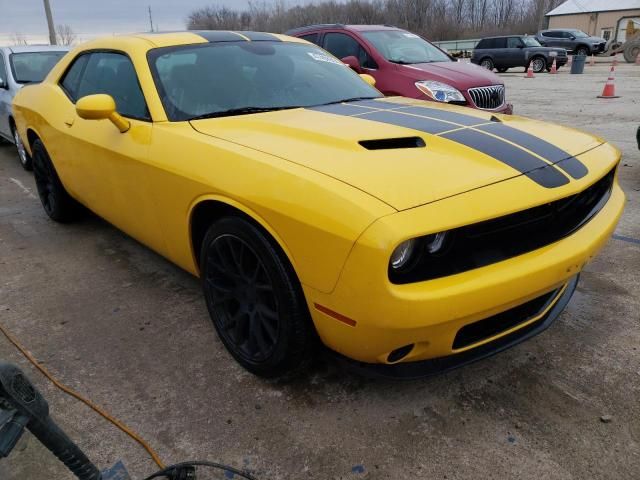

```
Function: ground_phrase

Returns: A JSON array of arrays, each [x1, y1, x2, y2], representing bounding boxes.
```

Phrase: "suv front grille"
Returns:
[[468, 85, 505, 110]]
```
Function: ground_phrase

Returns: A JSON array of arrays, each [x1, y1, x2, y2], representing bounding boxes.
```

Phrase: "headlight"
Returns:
[[390, 239, 417, 270], [415, 81, 465, 103], [425, 232, 448, 254]]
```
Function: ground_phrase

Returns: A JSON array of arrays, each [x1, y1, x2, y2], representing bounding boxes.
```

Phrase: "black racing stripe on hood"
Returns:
[[387, 106, 487, 126], [475, 123, 589, 179], [240, 31, 282, 41], [192, 31, 247, 42], [442, 129, 569, 188], [357, 110, 455, 135]]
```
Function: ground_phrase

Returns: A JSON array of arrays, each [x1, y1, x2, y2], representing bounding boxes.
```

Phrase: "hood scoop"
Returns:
[[359, 136, 426, 150]]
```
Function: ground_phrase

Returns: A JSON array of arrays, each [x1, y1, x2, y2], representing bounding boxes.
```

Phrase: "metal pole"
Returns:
[[43, 0, 57, 45], [148, 6, 154, 32]]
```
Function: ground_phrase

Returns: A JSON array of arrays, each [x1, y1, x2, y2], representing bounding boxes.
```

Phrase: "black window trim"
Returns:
[[58, 48, 152, 122]]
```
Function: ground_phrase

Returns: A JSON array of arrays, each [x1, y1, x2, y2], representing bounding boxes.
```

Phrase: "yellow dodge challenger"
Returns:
[[12, 31, 624, 379]]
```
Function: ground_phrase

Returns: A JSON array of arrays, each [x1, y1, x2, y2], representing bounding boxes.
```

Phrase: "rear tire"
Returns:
[[480, 58, 494, 70], [200, 216, 315, 379], [31, 139, 82, 222], [10, 122, 32, 170]]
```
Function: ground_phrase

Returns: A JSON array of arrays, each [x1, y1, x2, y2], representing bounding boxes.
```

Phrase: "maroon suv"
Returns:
[[287, 24, 513, 114]]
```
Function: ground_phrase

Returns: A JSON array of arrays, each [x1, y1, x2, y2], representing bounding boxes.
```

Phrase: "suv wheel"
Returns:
[[530, 56, 546, 73], [480, 58, 494, 70], [575, 46, 589, 56]]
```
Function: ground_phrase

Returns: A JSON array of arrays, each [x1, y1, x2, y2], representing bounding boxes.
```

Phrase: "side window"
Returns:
[[300, 33, 320, 46], [507, 37, 523, 48], [324, 33, 377, 69], [562, 31, 574, 39], [76, 52, 149, 120], [475, 39, 487, 49], [546, 31, 561, 38], [61, 54, 89, 100], [494, 38, 507, 49]]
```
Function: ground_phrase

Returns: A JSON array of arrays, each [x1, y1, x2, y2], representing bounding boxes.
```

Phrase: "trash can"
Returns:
[[571, 55, 586, 74]]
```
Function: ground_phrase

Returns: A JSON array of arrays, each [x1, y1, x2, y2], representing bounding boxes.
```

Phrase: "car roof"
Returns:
[[480, 35, 524, 39], [285, 24, 401, 35], [130, 30, 304, 47], [4, 45, 70, 54]]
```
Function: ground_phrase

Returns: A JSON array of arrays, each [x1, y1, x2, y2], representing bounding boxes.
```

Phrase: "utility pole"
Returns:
[[148, 5, 155, 32], [43, 0, 57, 45]]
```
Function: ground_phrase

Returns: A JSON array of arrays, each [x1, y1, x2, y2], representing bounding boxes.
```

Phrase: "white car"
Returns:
[[0, 45, 68, 169]]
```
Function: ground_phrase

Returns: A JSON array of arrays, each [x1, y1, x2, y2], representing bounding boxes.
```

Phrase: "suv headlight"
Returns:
[[415, 81, 465, 103]]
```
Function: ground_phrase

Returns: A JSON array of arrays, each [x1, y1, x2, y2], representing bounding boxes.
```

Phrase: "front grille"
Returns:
[[468, 85, 505, 110], [452, 287, 561, 349], [389, 167, 616, 284]]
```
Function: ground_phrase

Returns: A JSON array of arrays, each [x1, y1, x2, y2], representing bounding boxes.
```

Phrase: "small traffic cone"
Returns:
[[550, 57, 557, 74], [524, 63, 535, 78], [636, 52, 640, 65], [589, 54, 595, 66], [597, 65, 620, 98], [613, 55, 619, 66], [567, 55, 573, 67]]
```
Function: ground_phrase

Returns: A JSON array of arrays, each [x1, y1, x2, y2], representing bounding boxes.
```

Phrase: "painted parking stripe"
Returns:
[[441, 129, 570, 187], [475, 123, 588, 179]]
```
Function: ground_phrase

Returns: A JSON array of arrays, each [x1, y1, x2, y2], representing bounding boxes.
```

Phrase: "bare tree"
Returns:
[[186, 0, 562, 41], [56, 24, 77, 46], [10, 33, 29, 46]]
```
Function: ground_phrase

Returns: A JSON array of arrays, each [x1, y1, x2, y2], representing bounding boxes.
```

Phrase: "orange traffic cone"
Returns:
[[598, 65, 620, 98], [636, 52, 640, 65], [550, 57, 557, 74], [567, 55, 573, 67], [613, 55, 619, 66], [589, 54, 595, 66], [524, 63, 535, 78]]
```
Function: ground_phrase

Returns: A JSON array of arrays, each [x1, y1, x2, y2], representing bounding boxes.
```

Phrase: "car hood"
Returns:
[[191, 97, 603, 211], [399, 61, 503, 88]]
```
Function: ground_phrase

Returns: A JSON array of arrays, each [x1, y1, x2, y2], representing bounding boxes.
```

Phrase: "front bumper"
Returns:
[[305, 160, 624, 367], [329, 275, 578, 380]]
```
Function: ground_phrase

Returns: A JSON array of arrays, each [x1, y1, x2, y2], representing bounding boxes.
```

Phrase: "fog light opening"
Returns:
[[387, 344, 414, 363]]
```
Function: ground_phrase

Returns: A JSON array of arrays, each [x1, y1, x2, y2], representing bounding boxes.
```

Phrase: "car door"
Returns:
[[55, 51, 165, 253], [506, 37, 525, 67], [0, 51, 12, 139], [322, 32, 379, 82], [490, 38, 508, 67], [543, 31, 564, 49]]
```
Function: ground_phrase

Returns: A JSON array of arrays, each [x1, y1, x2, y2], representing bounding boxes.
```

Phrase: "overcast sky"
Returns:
[[0, 0, 313, 41]]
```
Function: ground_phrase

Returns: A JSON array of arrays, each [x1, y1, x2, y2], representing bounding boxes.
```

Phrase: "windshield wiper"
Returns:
[[316, 96, 381, 106], [189, 106, 301, 120]]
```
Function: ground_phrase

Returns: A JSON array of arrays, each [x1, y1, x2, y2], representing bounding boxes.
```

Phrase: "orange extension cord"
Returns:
[[0, 322, 166, 470]]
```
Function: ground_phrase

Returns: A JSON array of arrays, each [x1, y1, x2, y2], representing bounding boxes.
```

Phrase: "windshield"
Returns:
[[571, 30, 589, 38], [148, 42, 382, 121], [361, 30, 451, 64], [10, 51, 66, 83], [522, 37, 542, 47]]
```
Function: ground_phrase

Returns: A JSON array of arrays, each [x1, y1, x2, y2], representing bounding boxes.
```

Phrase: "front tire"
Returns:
[[11, 123, 32, 170], [575, 46, 589, 56], [32, 139, 82, 222], [200, 216, 315, 378], [530, 56, 546, 73]]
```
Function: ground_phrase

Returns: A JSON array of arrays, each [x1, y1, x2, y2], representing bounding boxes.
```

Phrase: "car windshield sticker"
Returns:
[[307, 52, 344, 66], [307, 99, 588, 188]]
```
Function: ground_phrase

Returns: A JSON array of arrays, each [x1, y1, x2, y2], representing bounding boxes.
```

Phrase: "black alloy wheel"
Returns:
[[201, 217, 315, 378], [31, 139, 81, 222]]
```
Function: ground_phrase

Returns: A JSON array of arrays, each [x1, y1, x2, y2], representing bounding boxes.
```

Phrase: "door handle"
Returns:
[[64, 118, 74, 127]]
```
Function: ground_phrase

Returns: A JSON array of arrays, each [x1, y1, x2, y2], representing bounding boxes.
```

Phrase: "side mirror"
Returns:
[[569, 36, 576, 40], [341, 55, 362, 72], [359, 73, 376, 87], [76, 94, 130, 133], [517, 45, 524, 48], [0, 77, 7, 89]]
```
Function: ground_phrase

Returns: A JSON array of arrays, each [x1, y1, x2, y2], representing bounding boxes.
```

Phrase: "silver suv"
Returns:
[[0, 45, 68, 169], [536, 29, 606, 56]]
